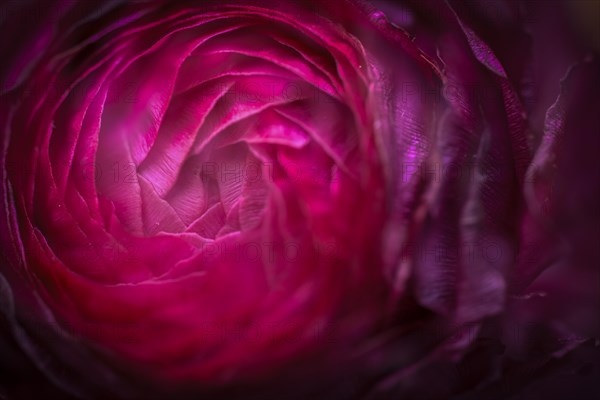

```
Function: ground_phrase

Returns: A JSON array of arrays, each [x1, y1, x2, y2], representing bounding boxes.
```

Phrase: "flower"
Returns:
[[1, 1, 598, 399]]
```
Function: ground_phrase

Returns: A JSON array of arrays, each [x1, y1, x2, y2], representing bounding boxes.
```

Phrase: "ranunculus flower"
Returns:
[[1, 1, 598, 399]]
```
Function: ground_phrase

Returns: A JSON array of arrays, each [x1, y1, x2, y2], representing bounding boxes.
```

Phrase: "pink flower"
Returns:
[[1, 1, 598, 399]]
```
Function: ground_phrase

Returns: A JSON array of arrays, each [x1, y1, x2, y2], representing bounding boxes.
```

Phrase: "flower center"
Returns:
[[94, 19, 365, 241]]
